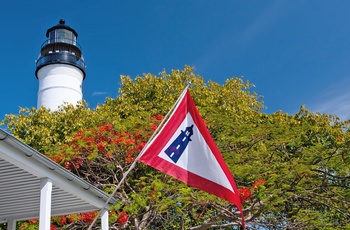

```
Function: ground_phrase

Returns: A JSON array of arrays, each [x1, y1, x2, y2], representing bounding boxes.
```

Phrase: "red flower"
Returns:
[[150, 123, 157, 131], [104, 152, 113, 159], [67, 214, 80, 223], [155, 114, 164, 120], [28, 219, 38, 224], [117, 212, 128, 226], [81, 212, 96, 223], [104, 123, 113, 131], [58, 216, 67, 226], [137, 142, 146, 152], [73, 131, 83, 139], [238, 187, 252, 203], [125, 151, 134, 163], [52, 153, 65, 164], [252, 179, 266, 191], [125, 138, 135, 145], [151, 114, 164, 121], [50, 224, 57, 230], [97, 142, 106, 152]]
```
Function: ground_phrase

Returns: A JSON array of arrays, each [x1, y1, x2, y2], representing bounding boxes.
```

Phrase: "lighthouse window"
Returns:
[[48, 31, 56, 44], [56, 29, 74, 44]]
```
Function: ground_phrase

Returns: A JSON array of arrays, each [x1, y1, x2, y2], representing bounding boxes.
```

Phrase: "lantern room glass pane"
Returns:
[[56, 29, 73, 44], [48, 31, 56, 44], [47, 29, 77, 45]]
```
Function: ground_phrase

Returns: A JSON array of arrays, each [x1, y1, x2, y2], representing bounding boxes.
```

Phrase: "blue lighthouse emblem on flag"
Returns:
[[164, 125, 194, 163]]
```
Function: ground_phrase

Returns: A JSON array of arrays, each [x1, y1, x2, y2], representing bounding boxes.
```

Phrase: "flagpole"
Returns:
[[87, 84, 191, 230]]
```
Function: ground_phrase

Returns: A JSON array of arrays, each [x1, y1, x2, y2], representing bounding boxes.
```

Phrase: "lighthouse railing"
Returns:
[[35, 52, 86, 73]]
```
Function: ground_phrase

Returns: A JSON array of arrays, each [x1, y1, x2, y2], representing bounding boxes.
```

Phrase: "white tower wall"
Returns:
[[37, 64, 84, 110]]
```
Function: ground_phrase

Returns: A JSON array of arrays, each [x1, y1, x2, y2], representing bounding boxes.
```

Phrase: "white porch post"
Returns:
[[100, 209, 109, 230], [39, 178, 52, 230], [7, 219, 16, 230]]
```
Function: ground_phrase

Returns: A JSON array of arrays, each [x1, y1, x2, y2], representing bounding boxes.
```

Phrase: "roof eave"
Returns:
[[0, 129, 116, 206]]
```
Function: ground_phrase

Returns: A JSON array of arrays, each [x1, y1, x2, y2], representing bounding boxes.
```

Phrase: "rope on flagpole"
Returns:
[[87, 83, 191, 230]]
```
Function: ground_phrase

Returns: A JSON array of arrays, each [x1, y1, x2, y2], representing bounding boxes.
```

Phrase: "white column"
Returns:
[[39, 178, 52, 230], [7, 219, 16, 230], [100, 209, 109, 230]]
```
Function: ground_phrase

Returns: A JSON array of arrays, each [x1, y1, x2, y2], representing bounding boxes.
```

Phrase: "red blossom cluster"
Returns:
[[252, 179, 266, 191], [151, 114, 164, 121], [150, 114, 164, 130], [238, 187, 252, 203], [80, 211, 97, 223], [19, 221, 37, 230], [117, 211, 128, 226], [49, 216, 67, 226], [238, 179, 266, 203], [19, 115, 166, 229], [20, 212, 98, 230], [19, 221, 58, 230], [19, 224, 27, 230], [150, 123, 157, 131], [50, 118, 166, 170], [28, 219, 38, 224], [67, 213, 81, 222]]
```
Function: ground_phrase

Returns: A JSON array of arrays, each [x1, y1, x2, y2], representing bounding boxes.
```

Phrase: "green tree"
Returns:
[[1, 66, 349, 229]]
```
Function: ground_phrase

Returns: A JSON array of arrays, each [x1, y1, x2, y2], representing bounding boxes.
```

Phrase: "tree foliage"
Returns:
[[1, 66, 349, 229]]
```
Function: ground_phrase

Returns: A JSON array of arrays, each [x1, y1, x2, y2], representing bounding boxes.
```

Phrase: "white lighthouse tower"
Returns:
[[35, 19, 86, 110]]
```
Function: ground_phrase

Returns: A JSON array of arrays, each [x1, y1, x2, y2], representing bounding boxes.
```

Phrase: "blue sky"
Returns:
[[1, 1, 350, 123]]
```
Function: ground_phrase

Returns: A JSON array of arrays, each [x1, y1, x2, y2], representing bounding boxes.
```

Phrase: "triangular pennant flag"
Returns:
[[139, 89, 245, 228]]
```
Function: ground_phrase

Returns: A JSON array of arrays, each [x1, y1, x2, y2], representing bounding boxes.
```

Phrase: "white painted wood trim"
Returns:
[[39, 178, 52, 230], [101, 209, 109, 230], [7, 219, 16, 230]]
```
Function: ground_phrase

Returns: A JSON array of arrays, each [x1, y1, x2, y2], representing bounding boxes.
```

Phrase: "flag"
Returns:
[[139, 88, 245, 228]]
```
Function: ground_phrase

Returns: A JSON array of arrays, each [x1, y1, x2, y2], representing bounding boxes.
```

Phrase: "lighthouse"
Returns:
[[164, 125, 194, 163], [35, 19, 86, 110]]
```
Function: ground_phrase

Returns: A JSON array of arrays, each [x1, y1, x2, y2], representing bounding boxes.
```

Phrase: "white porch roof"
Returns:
[[0, 129, 115, 224]]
